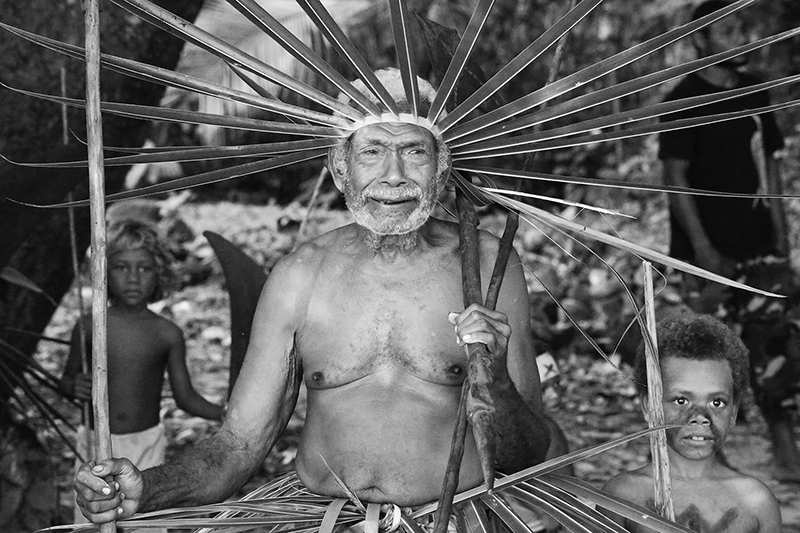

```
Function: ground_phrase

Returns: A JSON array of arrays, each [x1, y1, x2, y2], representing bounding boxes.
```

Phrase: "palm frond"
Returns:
[[436, 0, 604, 134], [388, 0, 420, 116], [441, 0, 758, 141]]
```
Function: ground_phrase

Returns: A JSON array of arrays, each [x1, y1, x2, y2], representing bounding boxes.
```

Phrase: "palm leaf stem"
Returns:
[[482, 188, 632, 217], [458, 164, 800, 200], [484, 190, 782, 297], [441, 0, 757, 140], [295, 0, 400, 115], [1, 326, 71, 346], [425, 0, 496, 124], [510, 482, 621, 533], [451, 38, 800, 147], [543, 474, 693, 533], [502, 485, 594, 533], [0, 337, 67, 392], [225, 0, 382, 117], [389, 0, 420, 116], [228, 65, 310, 126], [452, 97, 800, 158], [16, 150, 327, 209], [0, 23, 348, 128], [0, 349, 80, 436], [110, 0, 363, 121], [436, 0, 604, 133], [481, 493, 540, 533], [4, 139, 338, 168], [415, 426, 672, 518]]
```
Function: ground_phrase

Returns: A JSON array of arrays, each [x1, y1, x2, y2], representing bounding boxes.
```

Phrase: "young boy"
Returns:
[[59, 219, 225, 523], [602, 313, 781, 533]]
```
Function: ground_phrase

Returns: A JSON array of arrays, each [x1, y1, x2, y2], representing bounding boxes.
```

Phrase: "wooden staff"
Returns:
[[83, 0, 114, 531], [432, 4, 578, 531], [642, 262, 675, 520]]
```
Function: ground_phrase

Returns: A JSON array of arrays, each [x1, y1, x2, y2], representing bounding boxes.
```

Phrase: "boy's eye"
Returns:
[[711, 399, 726, 408]]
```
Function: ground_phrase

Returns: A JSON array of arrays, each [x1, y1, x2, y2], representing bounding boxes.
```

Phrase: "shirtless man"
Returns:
[[74, 71, 551, 523], [602, 314, 781, 533]]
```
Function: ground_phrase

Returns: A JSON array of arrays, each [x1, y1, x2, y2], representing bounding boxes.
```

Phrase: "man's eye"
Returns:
[[673, 397, 687, 405]]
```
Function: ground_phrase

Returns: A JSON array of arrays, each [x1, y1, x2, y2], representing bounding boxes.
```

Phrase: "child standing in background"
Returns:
[[601, 313, 781, 533], [60, 219, 224, 524]]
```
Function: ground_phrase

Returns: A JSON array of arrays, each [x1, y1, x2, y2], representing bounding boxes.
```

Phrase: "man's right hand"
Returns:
[[74, 458, 144, 523]]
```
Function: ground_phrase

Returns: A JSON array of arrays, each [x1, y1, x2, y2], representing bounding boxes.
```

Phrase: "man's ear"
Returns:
[[328, 147, 344, 192], [435, 159, 452, 196]]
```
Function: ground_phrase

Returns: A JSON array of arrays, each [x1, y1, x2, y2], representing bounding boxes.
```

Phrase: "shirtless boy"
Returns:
[[602, 314, 781, 533], [60, 220, 225, 521]]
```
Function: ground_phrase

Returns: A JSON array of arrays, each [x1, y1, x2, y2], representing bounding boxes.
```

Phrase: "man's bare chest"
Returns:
[[296, 263, 469, 388]]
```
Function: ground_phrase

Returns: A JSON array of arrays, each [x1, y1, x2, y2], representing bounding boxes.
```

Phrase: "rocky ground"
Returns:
[[27, 200, 800, 532]]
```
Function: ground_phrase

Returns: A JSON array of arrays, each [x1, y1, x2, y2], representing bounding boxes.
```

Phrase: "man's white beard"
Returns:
[[342, 174, 439, 237]]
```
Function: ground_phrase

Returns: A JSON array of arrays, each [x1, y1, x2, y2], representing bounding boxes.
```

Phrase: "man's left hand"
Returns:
[[448, 303, 511, 361]]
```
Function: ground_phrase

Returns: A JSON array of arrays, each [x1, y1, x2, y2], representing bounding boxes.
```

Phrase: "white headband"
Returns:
[[347, 112, 441, 138]]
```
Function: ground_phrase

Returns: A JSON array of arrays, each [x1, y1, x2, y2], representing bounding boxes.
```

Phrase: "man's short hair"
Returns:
[[633, 313, 750, 401]]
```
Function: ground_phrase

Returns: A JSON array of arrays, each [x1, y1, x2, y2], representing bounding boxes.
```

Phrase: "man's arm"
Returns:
[[451, 241, 550, 472], [74, 252, 308, 521], [165, 323, 225, 421], [662, 158, 735, 276]]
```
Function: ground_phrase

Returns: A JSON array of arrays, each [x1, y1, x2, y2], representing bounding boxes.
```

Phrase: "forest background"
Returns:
[[1, 0, 800, 531]]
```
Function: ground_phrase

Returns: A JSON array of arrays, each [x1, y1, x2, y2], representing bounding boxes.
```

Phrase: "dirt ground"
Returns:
[[33, 201, 800, 532]]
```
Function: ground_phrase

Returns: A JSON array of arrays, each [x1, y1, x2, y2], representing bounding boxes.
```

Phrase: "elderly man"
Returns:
[[74, 70, 550, 523]]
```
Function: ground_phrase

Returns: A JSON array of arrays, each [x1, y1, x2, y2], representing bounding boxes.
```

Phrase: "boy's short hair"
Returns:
[[107, 219, 175, 302], [633, 313, 750, 400]]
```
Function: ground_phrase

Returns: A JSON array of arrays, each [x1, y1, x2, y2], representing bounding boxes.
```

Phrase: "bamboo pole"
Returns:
[[83, 0, 114, 531], [642, 262, 675, 521]]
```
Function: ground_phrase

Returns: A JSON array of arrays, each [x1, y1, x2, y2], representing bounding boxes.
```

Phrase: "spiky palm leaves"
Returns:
[[4, 0, 800, 531]]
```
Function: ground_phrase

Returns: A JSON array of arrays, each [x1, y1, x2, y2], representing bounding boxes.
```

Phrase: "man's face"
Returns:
[[699, 15, 750, 67], [656, 357, 738, 462], [339, 122, 443, 236]]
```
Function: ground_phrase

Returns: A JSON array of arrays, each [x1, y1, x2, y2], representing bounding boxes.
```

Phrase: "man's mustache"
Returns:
[[363, 186, 422, 202]]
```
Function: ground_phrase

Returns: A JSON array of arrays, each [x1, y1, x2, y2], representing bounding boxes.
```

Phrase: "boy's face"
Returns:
[[108, 248, 157, 308], [650, 357, 738, 461]]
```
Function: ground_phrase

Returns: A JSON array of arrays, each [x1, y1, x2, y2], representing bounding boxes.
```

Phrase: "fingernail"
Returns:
[[92, 465, 103, 473], [115, 482, 120, 491], [117, 508, 123, 515], [120, 492, 125, 500], [448, 312, 458, 322], [463, 334, 472, 342], [101, 486, 111, 495]]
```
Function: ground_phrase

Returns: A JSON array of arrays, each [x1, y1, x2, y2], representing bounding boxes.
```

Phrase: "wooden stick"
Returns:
[[433, 4, 577, 529], [84, 0, 114, 531], [642, 262, 675, 521]]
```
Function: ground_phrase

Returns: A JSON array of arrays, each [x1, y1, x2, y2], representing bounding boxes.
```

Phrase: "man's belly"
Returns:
[[294, 374, 485, 506]]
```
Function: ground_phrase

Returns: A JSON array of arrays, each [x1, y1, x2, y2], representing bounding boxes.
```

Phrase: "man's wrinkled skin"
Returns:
[[73, 122, 550, 524]]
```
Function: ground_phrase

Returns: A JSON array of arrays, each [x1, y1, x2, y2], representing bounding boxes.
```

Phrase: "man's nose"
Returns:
[[126, 268, 140, 282], [380, 152, 408, 186]]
